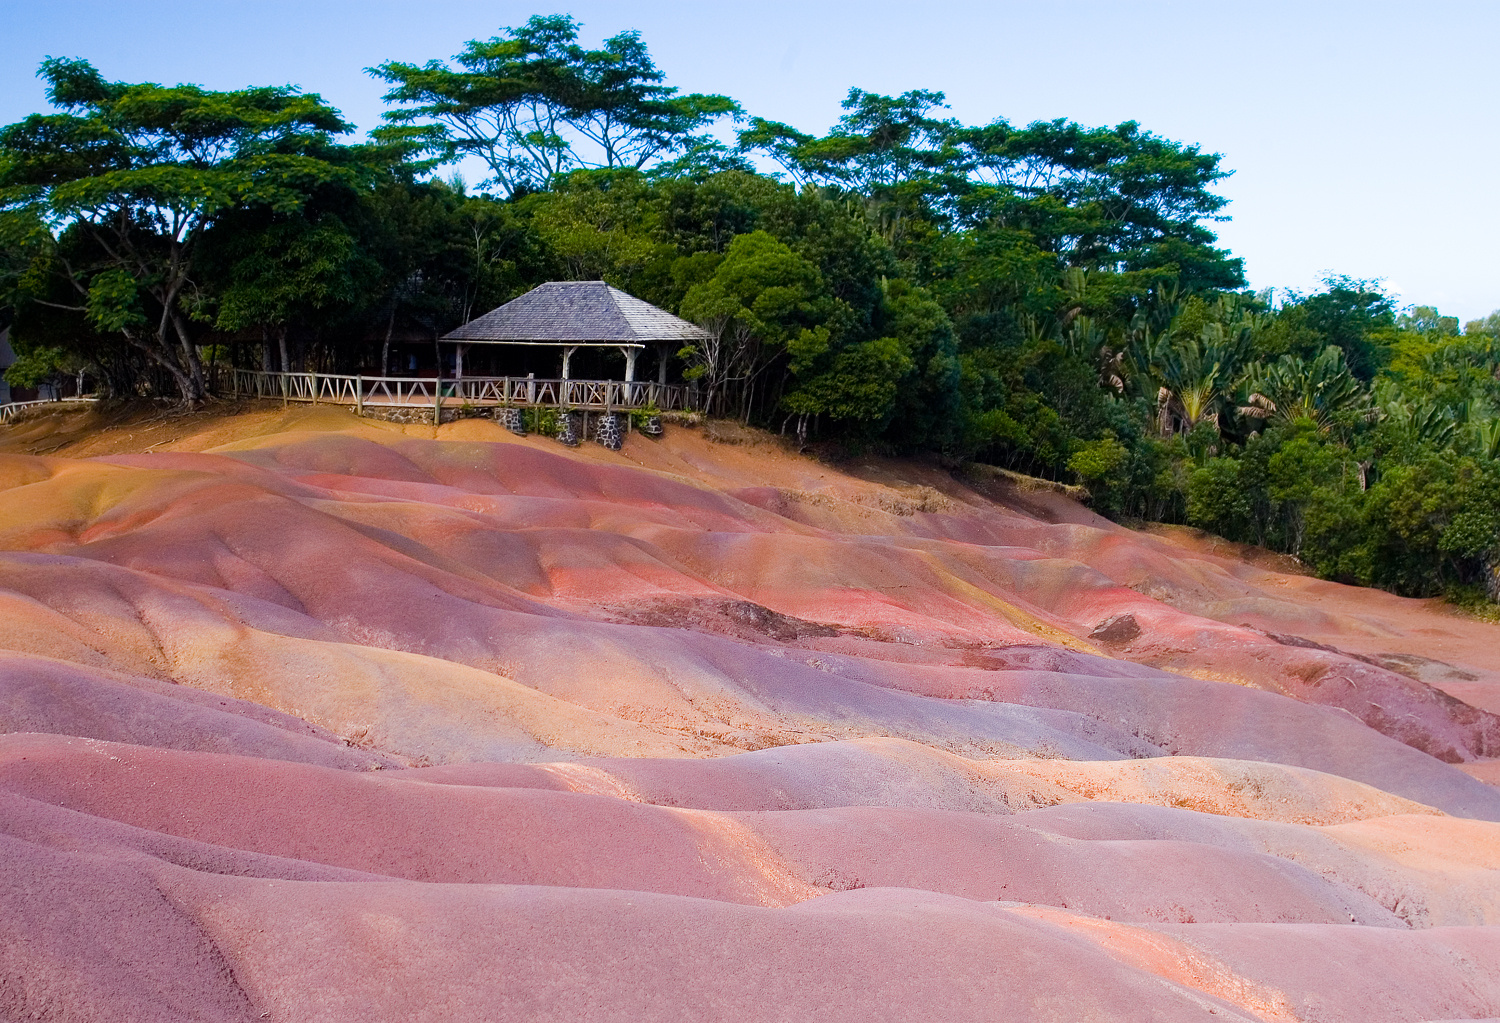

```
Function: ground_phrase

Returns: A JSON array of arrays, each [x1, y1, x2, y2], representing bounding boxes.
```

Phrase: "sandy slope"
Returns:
[[3, 400, 1500, 1022]]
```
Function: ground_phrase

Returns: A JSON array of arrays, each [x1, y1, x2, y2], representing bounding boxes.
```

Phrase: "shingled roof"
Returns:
[[442, 281, 711, 347]]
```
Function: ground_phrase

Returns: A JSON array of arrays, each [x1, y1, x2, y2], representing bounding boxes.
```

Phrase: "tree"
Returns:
[[201, 211, 371, 373], [1239, 345, 1367, 433], [949, 118, 1242, 286], [781, 334, 913, 427], [876, 279, 962, 449], [1285, 275, 1397, 382], [523, 170, 665, 285], [0, 58, 363, 403], [678, 229, 833, 419], [740, 88, 954, 193], [371, 16, 740, 197]]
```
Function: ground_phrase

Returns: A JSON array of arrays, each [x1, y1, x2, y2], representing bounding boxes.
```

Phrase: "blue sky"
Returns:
[[5, 0, 1496, 321]]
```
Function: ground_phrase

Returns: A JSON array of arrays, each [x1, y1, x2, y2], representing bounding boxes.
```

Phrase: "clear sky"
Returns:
[[4, 0, 1496, 321]]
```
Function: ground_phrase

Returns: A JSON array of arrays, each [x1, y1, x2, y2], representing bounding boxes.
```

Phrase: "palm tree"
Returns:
[[1239, 346, 1367, 431], [1153, 322, 1254, 435], [1121, 293, 1264, 437]]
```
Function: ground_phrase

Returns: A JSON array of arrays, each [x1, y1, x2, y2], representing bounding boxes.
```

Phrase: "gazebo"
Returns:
[[441, 281, 710, 385]]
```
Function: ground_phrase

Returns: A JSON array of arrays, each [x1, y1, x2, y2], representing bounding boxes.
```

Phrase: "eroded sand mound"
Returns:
[[4, 401, 1500, 1021]]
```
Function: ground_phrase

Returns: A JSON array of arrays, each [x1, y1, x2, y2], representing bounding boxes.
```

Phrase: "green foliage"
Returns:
[[627, 403, 661, 430], [1187, 456, 1251, 538], [1287, 275, 1397, 381], [677, 229, 836, 418], [1240, 346, 1366, 432], [2, 25, 1498, 606], [1068, 434, 1130, 511], [0, 57, 370, 402], [529, 405, 560, 436], [2, 343, 68, 388], [85, 268, 147, 333], [783, 334, 914, 423], [370, 15, 740, 197]]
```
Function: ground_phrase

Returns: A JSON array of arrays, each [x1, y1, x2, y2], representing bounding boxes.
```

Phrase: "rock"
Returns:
[[1090, 613, 1141, 645]]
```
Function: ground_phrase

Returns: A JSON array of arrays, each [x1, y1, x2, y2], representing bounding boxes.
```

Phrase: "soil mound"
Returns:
[[4, 403, 1500, 1020]]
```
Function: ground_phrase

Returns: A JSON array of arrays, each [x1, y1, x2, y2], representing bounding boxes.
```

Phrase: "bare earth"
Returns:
[[3, 400, 1500, 1022]]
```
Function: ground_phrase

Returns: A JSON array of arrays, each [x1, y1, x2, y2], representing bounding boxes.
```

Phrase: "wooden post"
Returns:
[[434, 375, 442, 425], [355, 375, 363, 416], [310, 371, 318, 405]]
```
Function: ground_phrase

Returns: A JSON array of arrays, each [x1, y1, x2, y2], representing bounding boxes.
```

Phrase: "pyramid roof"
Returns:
[[442, 281, 711, 347]]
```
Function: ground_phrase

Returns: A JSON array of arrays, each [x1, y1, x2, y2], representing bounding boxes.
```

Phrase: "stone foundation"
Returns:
[[361, 406, 438, 425], [556, 410, 582, 446], [597, 412, 624, 450], [498, 407, 527, 435], [640, 414, 663, 438]]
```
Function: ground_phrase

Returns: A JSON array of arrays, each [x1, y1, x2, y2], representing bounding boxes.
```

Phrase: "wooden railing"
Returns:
[[0, 372, 690, 427], [225, 370, 688, 412], [0, 396, 98, 425]]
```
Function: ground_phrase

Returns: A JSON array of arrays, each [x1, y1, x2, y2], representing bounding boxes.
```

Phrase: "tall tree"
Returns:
[[0, 58, 363, 402], [371, 16, 740, 197], [739, 89, 955, 194]]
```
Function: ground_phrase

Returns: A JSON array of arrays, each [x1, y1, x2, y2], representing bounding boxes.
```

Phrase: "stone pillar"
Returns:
[[597, 412, 625, 451], [499, 407, 526, 435], [556, 410, 581, 447]]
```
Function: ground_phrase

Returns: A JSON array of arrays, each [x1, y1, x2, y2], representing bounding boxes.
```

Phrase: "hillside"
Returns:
[[4, 401, 1500, 1022]]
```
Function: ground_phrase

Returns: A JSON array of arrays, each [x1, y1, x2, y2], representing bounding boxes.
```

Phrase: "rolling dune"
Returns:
[[3, 401, 1499, 1021]]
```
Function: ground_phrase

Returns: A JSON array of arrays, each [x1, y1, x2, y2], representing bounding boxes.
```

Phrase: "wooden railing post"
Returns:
[[355, 375, 363, 416], [434, 376, 442, 425]]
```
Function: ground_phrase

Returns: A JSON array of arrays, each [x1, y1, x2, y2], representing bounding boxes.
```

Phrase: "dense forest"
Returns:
[[2, 15, 1499, 604]]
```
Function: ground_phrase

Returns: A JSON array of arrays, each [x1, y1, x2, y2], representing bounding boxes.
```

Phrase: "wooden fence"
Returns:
[[225, 370, 689, 413], [0, 371, 690, 426], [0, 397, 98, 425]]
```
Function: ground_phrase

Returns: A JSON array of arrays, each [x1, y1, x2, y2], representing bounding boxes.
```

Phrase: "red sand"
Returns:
[[2, 403, 1500, 1020]]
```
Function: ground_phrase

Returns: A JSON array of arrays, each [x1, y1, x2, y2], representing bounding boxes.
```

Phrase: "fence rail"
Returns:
[[0, 372, 689, 427], [0, 396, 98, 425], [225, 370, 688, 413]]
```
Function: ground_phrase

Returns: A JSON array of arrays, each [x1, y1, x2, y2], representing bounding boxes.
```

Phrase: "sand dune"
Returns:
[[2, 402, 1499, 1020]]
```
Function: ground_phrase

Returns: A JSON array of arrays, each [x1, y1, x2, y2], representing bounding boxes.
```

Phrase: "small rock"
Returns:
[[1089, 613, 1141, 645]]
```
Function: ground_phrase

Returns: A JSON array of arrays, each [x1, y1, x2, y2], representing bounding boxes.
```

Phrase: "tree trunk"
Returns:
[[382, 309, 395, 375], [170, 311, 206, 405], [124, 330, 195, 403]]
